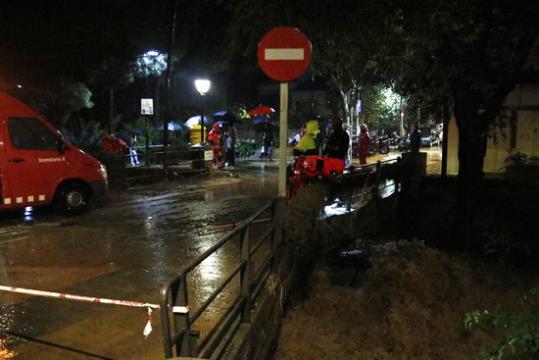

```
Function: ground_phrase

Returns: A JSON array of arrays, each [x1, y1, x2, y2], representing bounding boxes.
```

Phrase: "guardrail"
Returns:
[[161, 198, 284, 359]]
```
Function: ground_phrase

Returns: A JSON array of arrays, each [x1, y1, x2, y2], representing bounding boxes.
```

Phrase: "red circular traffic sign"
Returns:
[[257, 27, 312, 82]]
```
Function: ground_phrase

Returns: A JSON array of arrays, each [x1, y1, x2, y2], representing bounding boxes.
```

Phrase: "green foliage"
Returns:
[[504, 152, 529, 168], [232, 104, 251, 120], [134, 52, 168, 78], [465, 290, 539, 360], [61, 118, 105, 156], [235, 139, 258, 158], [36, 80, 95, 126], [125, 117, 162, 147]]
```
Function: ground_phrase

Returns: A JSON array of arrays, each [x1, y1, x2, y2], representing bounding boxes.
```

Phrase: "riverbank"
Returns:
[[273, 241, 539, 360]]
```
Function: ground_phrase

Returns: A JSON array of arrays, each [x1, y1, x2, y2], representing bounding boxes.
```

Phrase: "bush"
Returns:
[[61, 118, 105, 156], [465, 289, 539, 360]]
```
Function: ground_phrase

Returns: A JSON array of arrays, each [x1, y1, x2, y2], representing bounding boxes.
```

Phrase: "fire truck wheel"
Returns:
[[55, 184, 89, 215]]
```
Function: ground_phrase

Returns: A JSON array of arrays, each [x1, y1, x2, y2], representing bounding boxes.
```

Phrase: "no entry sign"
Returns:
[[258, 27, 312, 82]]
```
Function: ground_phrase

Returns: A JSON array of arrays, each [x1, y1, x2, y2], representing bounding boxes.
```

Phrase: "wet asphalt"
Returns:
[[0, 149, 441, 359], [0, 163, 278, 360]]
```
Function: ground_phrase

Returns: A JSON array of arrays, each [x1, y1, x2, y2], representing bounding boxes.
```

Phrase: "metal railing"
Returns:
[[161, 198, 283, 359], [99, 148, 207, 188]]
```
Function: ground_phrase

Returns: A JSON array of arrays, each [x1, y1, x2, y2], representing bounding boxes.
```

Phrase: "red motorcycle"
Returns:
[[287, 155, 345, 199]]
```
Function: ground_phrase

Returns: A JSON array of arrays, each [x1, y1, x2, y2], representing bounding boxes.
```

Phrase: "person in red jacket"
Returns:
[[207, 122, 224, 168], [100, 134, 128, 155], [357, 124, 371, 165]]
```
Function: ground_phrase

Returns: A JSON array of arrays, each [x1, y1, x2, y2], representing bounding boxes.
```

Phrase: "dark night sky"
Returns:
[[0, 0, 330, 123], [1, 1, 174, 82], [0, 1, 269, 118]]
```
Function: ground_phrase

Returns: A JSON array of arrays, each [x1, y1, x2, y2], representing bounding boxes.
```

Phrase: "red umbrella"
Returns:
[[248, 105, 276, 117]]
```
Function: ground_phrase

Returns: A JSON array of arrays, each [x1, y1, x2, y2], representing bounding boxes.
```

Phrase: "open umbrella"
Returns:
[[185, 115, 210, 128], [212, 120, 228, 131], [248, 105, 275, 117], [252, 116, 276, 131], [158, 121, 186, 131], [252, 116, 271, 125], [213, 111, 239, 124]]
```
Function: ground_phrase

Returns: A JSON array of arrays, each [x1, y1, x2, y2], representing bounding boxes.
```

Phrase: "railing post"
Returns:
[[240, 224, 252, 323], [372, 161, 382, 237], [177, 274, 195, 357], [162, 287, 173, 359]]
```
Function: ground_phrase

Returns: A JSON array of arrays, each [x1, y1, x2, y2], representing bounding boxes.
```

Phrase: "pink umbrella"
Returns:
[[248, 105, 276, 117]]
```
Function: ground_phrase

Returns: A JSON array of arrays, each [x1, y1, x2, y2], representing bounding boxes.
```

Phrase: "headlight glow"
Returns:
[[98, 164, 108, 180]]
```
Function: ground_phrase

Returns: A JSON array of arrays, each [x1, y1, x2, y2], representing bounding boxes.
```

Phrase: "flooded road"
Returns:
[[0, 164, 277, 359]]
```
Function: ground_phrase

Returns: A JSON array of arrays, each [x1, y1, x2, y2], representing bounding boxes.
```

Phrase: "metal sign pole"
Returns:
[[145, 116, 149, 160], [279, 82, 288, 197]]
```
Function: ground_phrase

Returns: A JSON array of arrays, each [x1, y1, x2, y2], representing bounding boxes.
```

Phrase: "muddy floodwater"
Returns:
[[0, 165, 277, 359]]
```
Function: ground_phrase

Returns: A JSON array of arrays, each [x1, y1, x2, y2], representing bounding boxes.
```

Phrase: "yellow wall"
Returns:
[[447, 117, 459, 175], [447, 110, 539, 174], [516, 111, 539, 156], [447, 83, 539, 174]]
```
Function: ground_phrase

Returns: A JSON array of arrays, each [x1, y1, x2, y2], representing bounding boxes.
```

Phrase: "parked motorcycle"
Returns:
[[369, 136, 390, 155]]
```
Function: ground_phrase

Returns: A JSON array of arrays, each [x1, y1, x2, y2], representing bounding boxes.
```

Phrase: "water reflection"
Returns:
[[322, 179, 398, 218], [23, 206, 34, 223], [378, 179, 397, 199]]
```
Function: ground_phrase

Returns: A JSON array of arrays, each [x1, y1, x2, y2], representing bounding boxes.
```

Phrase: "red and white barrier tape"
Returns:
[[0, 285, 188, 337]]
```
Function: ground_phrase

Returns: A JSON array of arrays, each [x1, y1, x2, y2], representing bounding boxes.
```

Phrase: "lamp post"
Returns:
[[194, 79, 211, 145], [194, 79, 210, 171]]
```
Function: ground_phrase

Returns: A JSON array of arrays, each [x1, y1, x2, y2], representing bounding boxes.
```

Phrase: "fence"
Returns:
[[161, 198, 284, 359], [98, 147, 207, 188]]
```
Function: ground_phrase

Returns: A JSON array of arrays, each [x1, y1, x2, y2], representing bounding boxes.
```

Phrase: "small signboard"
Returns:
[[141, 98, 154, 115]]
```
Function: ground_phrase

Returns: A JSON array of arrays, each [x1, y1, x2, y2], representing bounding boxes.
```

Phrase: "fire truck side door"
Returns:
[[3, 117, 67, 206]]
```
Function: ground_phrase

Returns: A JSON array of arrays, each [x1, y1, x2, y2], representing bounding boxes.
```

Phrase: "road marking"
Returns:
[[265, 48, 304, 60]]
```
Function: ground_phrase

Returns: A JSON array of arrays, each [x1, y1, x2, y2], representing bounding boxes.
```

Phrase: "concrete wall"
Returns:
[[219, 242, 295, 360]]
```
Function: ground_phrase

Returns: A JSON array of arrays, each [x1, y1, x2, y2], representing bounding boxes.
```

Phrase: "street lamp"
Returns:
[[194, 79, 211, 145]]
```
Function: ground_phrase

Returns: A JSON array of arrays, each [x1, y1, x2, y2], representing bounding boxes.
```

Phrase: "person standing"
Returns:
[[229, 124, 237, 167], [294, 119, 320, 156], [128, 133, 141, 166], [410, 122, 421, 153], [357, 124, 371, 165], [323, 117, 349, 160], [223, 131, 234, 169], [262, 123, 274, 161], [207, 122, 223, 168]]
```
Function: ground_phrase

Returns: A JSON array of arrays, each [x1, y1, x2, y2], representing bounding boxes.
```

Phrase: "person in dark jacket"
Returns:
[[323, 117, 349, 160], [410, 122, 421, 153]]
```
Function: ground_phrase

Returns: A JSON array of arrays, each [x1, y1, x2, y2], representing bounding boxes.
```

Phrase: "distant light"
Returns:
[[16, 84, 22, 89], [146, 50, 160, 56], [194, 79, 211, 95]]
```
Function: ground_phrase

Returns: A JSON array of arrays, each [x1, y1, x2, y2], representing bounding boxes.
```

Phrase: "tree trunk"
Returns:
[[339, 88, 351, 122], [454, 96, 487, 250], [441, 104, 450, 178]]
